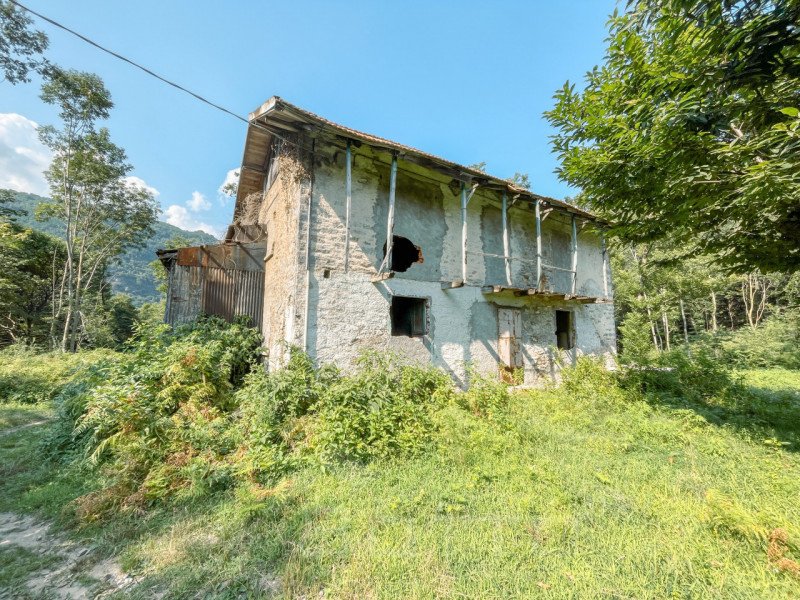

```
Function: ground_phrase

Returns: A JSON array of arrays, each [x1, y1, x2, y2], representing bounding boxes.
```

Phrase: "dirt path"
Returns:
[[0, 512, 137, 599]]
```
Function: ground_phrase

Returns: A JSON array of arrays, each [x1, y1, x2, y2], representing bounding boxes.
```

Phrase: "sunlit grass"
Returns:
[[1, 366, 799, 598]]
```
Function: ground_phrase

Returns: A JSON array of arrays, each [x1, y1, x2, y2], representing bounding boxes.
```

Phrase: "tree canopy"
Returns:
[[547, 0, 800, 273], [0, 0, 48, 84], [37, 69, 158, 351]]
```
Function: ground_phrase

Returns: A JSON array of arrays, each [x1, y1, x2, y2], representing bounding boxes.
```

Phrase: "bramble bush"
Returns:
[[46, 320, 483, 515]]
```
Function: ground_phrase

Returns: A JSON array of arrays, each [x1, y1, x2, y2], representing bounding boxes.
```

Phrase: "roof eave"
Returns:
[[238, 96, 606, 225]]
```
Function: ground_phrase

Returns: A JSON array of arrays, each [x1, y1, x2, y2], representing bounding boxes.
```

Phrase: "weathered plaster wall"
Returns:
[[306, 270, 616, 385], [300, 142, 617, 383], [237, 142, 313, 369]]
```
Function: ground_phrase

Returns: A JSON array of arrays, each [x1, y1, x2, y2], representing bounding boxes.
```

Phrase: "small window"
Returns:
[[555, 310, 573, 350], [391, 296, 427, 337]]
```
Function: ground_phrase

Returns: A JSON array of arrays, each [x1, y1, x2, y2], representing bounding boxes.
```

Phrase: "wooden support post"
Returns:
[[535, 199, 542, 289], [383, 153, 398, 273], [461, 182, 468, 283], [502, 191, 512, 286], [343, 140, 352, 273], [601, 232, 609, 298], [570, 215, 578, 295]]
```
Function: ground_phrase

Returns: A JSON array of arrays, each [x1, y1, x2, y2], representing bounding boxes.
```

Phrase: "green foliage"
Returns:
[[0, 345, 114, 404], [3, 354, 800, 597], [617, 309, 655, 361], [38, 69, 158, 351], [309, 353, 453, 464], [547, 0, 800, 272], [0, 0, 49, 85], [45, 318, 262, 512], [695, 311, 800, 370], [454, 368, 509, 420], [622, 347, 739, 403], [0, 221, 65, 347], [48, 327, 524, 510]]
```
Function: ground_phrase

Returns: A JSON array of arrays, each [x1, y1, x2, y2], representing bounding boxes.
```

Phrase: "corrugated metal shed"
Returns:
[[158, 242, 265, 331]]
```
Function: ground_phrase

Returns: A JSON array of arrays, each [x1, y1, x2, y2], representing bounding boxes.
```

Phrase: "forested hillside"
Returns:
[[4, 189, 218, 304]]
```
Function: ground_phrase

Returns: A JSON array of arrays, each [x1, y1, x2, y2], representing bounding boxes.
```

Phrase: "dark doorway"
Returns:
[[556, 310, 573, 350], [382, 235, 423, 272]]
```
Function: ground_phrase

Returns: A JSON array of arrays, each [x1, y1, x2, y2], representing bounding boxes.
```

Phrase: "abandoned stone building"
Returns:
[[158, 97, 616, 385]]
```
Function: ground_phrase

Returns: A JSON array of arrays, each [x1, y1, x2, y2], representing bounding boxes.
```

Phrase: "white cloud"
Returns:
[[163, 203, 221, 238], [217, 168, 239, 205], [0, 113, 52, 195], [186, 190, 210, 212], [122, 175, 160, 198]]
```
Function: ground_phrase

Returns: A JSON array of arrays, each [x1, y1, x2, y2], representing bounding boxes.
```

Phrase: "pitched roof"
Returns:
[[236, 96, 600, 222]]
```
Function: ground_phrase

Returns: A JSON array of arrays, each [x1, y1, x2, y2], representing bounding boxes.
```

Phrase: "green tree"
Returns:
[[0, 188, 23, 219], [0, 221, 65, 346], [547, 0, 800, 273], [0, 0, 49, 84], [38, 69, 158, 351]]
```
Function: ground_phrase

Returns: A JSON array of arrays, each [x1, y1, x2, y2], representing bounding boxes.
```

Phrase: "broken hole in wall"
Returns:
[[383, 235, 423, 272]]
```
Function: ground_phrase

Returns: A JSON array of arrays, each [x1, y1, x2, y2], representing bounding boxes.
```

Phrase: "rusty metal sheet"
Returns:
[[175, 243, 266, 271], [176, 246, 204, 267], [201, 267, 264, 330], [164, 242, 266, 331]]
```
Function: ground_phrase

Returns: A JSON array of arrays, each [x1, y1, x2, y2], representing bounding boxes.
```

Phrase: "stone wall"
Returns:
[[237, 140, 313, 369], [295, 141, 617, 384]]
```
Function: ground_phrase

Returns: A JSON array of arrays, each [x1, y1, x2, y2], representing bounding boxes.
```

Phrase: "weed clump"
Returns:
[[48, 322, 467, 514]]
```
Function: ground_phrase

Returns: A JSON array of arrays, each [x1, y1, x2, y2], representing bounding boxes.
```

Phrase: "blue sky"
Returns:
[[0, 0, 616, 238]]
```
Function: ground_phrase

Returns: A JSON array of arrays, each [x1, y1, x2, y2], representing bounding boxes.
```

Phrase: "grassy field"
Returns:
[[1, 364, 799, 598]]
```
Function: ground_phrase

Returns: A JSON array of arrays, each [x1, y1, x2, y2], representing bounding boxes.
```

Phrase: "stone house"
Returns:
[[159, 97, 616, 386]]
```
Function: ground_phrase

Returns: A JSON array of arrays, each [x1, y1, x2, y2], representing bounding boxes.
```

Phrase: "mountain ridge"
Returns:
[[3, 189, 219, 305]]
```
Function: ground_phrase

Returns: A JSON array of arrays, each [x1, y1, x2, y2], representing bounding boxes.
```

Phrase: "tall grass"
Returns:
[[1, 319, 799, 598]]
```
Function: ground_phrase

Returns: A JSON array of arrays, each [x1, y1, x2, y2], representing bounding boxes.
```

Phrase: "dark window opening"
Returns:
[[382, 235, 424, 272], [323, 269, 330, 279], [556, 310, 573, 350], [391, 296, 427, 337]]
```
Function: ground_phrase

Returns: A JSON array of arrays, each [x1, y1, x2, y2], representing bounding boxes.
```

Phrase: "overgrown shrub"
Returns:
[[47, 317, 262, 514], [621, 348, 739, 403], [694, 312, 800, 370], [236, 351, 453, 478], [50, 321, 475, 514], [308, 353, 453, 464]]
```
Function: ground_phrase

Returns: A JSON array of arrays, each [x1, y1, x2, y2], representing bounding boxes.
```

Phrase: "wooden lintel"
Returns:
[[441, 280, 464, 289], [371, 272, 394, 283]]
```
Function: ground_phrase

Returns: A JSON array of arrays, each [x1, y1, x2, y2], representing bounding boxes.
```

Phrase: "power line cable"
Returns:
[[11, 0, 586, 221], [10, 0, 248, 124]]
